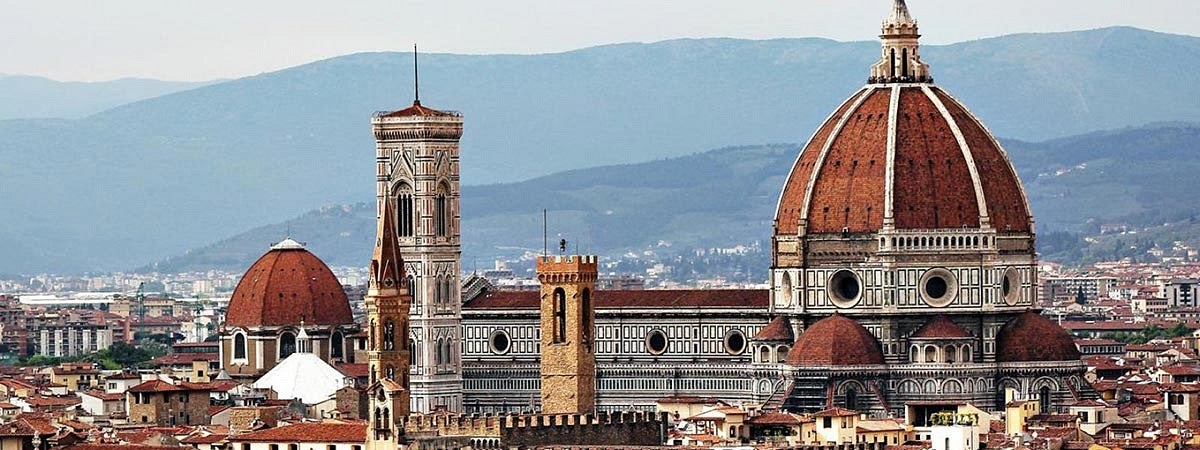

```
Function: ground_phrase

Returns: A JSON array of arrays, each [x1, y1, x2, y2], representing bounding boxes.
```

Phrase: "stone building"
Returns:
[[371, 91, 465, 413], [770, 0, 1088, 414], [125, 379, 211, 426], [453, 0, 1089, 417], [218, 238, 357, 378]]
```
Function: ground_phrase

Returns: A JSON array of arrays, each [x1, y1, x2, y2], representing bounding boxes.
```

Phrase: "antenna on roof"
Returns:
[[413, 43, 420, 106]]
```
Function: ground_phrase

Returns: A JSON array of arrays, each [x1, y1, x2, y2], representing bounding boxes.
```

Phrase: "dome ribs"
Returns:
[[787, 314, 885, 366], [893, 88, 980, 229], [807, 88, 891, 234], [225, 247, 354, 329], [932, 88, 1031, 232], [775, 88, 869, 235]]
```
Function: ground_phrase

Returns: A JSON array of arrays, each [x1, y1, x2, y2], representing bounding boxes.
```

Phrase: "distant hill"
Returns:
[[4, 27, 1200, 272], [149, 123, 1200, 273], [0, 75, 216, 120]]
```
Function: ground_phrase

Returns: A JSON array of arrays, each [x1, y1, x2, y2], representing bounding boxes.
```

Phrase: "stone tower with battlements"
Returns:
[[537, 255, 598, 414], [371, 85, 465, 413]]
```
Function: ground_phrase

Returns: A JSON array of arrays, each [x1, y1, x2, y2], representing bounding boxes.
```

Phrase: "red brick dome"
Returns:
[[774, 85, 1031, 236], [787, 313, 884, 366], [996, 311, 1081, 362], [225, 239, 353, 329]]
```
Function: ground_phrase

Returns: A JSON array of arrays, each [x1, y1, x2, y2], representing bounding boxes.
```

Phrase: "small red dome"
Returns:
[[787, 313, 884, 366], [996, 311, 1080, 362], [775, 85, 1031, 235], [911, 315, 971, 339], [225, 239, 353, 329]]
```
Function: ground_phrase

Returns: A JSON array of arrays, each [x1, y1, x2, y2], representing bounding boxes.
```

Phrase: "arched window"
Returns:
[[443, 339, 453, 366], [846, 387, 859, 411], [961, 344, 972, 362], [279, 332, 297, 358], [910, 345, 920, 363], [581, 288, 592, 344], [779, 273, 793, 306], [233, 332, 247, 360], [383, 320, 396, 351], [776, 345, 789, 363], [369, 320, 377, 351], [757, 345, 770, 363], [407, 275, 418, 305], [945, 345, 957, 363], [924, 345, 937, 363], [395, 183, 414, 237], [1039, 386, 1052, 413], [435, 338, 445, 366], [434, 183, 449, 237], [553, 288, 567, 344], [328, 331, 342, 359]]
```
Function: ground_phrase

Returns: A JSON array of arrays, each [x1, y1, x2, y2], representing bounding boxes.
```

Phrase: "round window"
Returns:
[[1002, 268, 1021, 306], [724, 330, 747, 355], [646, 329, 669, 355], [919, 268, 958, 307], [827, 270, 862, 308], [488, 330, 511, 355]]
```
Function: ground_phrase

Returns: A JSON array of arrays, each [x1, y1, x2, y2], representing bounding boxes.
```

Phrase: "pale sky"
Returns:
[[2, 0, 1197, 82]]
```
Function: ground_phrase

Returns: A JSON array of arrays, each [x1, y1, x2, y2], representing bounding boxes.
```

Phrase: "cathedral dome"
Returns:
[[774, 84, 1031, 236], [787, 313, 884, 366], [225, 239, 353, 329], [995, 311, 1080, 362], [773, 0, 1030, 238]]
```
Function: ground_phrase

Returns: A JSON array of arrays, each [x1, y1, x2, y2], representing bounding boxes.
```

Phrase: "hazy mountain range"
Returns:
[[1, 27, 1199, 273], [144, 123, 1200, 273], [0, 74, 216, 120]]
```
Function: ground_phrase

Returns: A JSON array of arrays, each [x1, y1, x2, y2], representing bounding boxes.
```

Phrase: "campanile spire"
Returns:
[[869, 0, 931, 83]]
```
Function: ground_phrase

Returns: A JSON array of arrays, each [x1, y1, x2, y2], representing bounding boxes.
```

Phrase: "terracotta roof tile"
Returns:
[[229, 422, 366, 443], [996, 311, 1081, 362], [225, 246, 353, 329], [788, 314, 884, 366], [464, 289, 767, 310], [911, 315, 972, 339], [752, 316, 794, 342]]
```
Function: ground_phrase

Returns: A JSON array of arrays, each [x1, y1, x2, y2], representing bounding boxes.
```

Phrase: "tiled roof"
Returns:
[[996, 311, 1081, 362], [746, 411, 806, 425], [775, 85, 1030, 235], [752, 316, 794, 342], [379, 101, 456, 118], [229, 422, 366, 443], [911, 315, 971, 339], [128, 380, 211, 393], [813, 407, 858, 417], [788, 313, 884, 366], [464, 289, 768, 310], [335, 363, 369, 378], [225, 245, 353, 329]]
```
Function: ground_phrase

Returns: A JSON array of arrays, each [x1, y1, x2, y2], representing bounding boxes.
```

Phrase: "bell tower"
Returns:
[[537, 254, 598, 414], [370, 48, 465, 413], [365, 199, 412, 450]]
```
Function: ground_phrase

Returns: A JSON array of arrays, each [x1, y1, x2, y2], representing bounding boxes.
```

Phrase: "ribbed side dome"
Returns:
[[225, 240, 353, 329], [996, 311, 1081, 362], [787, 313, 884, 366], [774, 84, 1031, 236]]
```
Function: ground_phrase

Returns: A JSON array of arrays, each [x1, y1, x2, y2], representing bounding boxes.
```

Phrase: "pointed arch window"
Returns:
[[395, 183, 414, 237], [383, 320, 396, 351], [434, 183, 450, 237]]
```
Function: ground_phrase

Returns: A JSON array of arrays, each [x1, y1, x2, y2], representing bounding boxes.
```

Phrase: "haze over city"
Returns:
[[0, 0, 1197, 81]]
